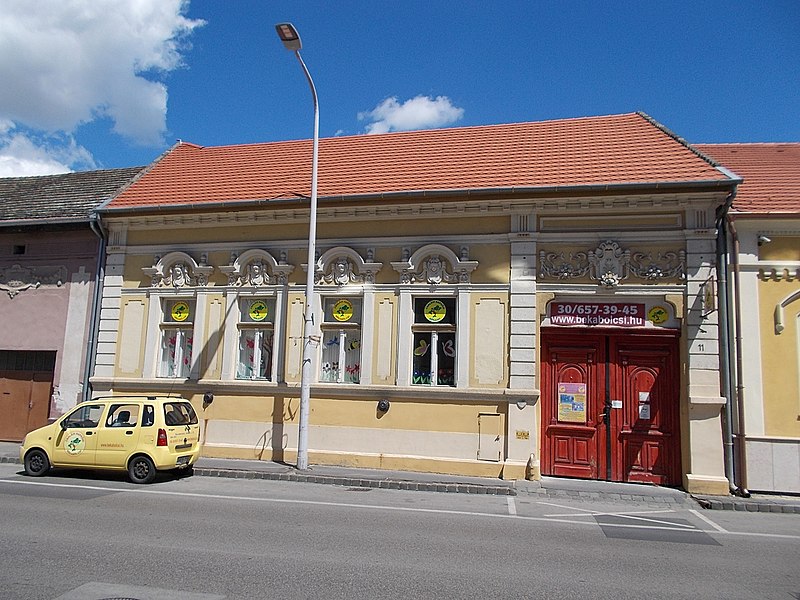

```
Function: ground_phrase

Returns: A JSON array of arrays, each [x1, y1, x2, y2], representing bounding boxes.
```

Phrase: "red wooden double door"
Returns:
[[541, 330, 681, 486]]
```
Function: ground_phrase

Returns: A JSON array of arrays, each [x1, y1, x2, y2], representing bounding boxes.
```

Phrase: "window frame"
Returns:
[[158, 297, 196, 379], [410, 297, 457, 388], [319, 296, 363, 384], [236, 297, 277, 381]]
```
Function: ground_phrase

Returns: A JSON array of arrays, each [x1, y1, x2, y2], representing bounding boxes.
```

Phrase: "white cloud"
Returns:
[[0, 121, 96, 177], [359, 95, 465, 134], [0, 0, 203, 175]]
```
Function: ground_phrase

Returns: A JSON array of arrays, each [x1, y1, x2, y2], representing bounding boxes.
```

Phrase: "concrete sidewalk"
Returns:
[[2, 442, 798, 513]]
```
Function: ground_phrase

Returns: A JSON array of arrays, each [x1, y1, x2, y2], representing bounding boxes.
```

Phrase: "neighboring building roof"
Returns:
[[107, 112, 734, 211], [0, 167, 144, 225], [695, 143, 800, 215]]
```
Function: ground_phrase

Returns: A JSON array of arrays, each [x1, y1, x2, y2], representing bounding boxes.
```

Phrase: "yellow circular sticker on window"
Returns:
[[171, 301, 190, 322], [424, 300, 447, 323], [648, 305, 669, 324], [332, 299, 354, 322], [249, 300, 269, 322]]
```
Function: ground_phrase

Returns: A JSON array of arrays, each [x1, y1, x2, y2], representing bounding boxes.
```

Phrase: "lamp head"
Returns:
[[275, 22, 302, 51]]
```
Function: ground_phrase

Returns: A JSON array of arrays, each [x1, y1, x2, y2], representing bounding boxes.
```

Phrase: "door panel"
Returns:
[[611, 337, 680, 485], [0, 374, 32, 441], [29, 373, 53, 432], [541, 335, 604, 480]]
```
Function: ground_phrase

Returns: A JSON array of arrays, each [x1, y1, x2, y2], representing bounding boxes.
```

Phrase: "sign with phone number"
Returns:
[[550, 302, 646, 327]]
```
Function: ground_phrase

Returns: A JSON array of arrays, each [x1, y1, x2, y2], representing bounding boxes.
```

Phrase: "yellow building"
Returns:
[[92, 113, 740, 495], [697, 143, 800, 494]]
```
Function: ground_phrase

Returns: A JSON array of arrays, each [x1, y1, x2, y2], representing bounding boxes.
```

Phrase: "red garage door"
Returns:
[[0, 351, 55, 442], [541, 330, 681, 486]]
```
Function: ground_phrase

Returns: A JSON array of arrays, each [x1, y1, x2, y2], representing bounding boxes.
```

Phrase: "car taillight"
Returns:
[[157, 428, 168, 447]]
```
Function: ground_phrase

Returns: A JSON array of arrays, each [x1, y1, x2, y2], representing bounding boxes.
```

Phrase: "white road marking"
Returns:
[[538, 501, 690, 526], [507, 497, 517, 515], [1, 478, 797, 540], [690, 509, 728, 533]]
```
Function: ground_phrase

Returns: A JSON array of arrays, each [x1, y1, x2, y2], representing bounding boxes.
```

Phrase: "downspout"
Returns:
[[727, 218, 750, 497], [715, 191, 737, 494], [83, 212, 107, 403]]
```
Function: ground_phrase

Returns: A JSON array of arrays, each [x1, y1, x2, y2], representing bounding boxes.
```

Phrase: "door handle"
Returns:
[[85, 431, 93, 436], [125, 431, 134, 435]]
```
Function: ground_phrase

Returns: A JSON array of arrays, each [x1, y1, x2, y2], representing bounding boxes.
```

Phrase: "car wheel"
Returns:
[[24, 449, 50, 477], [128, 455, 156, 484]]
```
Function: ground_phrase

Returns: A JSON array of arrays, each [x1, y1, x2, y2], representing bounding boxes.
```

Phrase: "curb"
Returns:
[[194, 466, 516, 496], [692, 495, 800, 515]]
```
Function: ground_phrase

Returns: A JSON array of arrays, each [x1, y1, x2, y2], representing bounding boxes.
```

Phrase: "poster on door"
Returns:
[[558, 382, 587, 423]]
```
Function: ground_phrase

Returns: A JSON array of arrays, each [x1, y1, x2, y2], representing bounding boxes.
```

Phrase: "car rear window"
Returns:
[[163, 402, 198, 426]]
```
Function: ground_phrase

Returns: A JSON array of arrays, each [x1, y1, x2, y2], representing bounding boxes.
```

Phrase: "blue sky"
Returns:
[[1, 0, 798, 176]]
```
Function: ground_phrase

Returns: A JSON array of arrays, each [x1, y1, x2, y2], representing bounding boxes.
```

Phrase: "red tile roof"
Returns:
[[108, 113, 733, 211], [695, 143, 800, 215]]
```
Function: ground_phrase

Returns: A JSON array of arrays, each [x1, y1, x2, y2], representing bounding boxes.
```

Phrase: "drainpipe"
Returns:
[[727, 218, 750, 497], [715, 191, 737, 494], [83, 213, 107, 403]]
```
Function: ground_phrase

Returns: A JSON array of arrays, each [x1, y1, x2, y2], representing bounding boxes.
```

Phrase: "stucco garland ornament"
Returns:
[[599, 271, 622, 288]]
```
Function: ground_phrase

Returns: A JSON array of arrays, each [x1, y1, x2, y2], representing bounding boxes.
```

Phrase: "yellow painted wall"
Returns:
[[124, 215, 509, 246], [759, 278, 800, 437], [370, 293, 397, 385], [469, 293, 509, 388], [115, 295, 149, 377], [760, 236, 800, 262], [309, 396, 505, 434], [538, 212, 684, 232]]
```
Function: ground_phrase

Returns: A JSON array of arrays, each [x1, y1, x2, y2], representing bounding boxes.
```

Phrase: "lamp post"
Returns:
[[275, 22, 319, 471]]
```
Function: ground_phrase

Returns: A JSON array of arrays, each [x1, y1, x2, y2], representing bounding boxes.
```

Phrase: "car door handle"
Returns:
[[86, 431, 93, 436], [125, 431, 134, 435]]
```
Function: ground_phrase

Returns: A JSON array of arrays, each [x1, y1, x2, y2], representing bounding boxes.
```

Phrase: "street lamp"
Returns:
[[275, 22, 319, 471]]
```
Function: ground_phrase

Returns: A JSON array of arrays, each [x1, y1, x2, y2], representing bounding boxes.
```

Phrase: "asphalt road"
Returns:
[[1, 463, 798, 600]]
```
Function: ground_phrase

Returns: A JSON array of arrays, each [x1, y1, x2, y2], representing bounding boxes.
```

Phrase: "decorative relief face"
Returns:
[[143, 252, 213, 288], [319, 257, 360, 286], [218, 250, 293, 287], [391, 245, 478, 285], [315, 248, 382, 286]]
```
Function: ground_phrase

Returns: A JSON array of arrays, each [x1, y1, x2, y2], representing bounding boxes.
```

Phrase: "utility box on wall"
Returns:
[[478, 413, 502, 461]]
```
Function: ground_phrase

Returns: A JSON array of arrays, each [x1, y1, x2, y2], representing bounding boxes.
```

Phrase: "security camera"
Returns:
[[377, 399, 390, 412], [757, 234, 771, 246]]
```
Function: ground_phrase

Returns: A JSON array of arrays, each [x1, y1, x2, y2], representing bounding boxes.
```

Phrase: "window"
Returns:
[[63, 404, 104, 428], [412, 297, 456, 386], [106, 404, 140, 427], [142, 405, 155, 427], [320, 297, 362, 383], [159, 299, 194, 378], [236, 298, 275, 380], [164, 401, 198, 426]]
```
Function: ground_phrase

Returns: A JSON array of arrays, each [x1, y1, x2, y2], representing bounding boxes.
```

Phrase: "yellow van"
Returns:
[[20, 396, 201, 484]]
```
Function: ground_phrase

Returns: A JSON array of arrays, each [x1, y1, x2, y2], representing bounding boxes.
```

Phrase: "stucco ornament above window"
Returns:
[[143, 252, 214, 288], [0, 264, 67, 298], [219, 249, 294, 286], [391, 244, 478, 284], [310, 247, 382, 286], [539, 240, 685, 289]]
